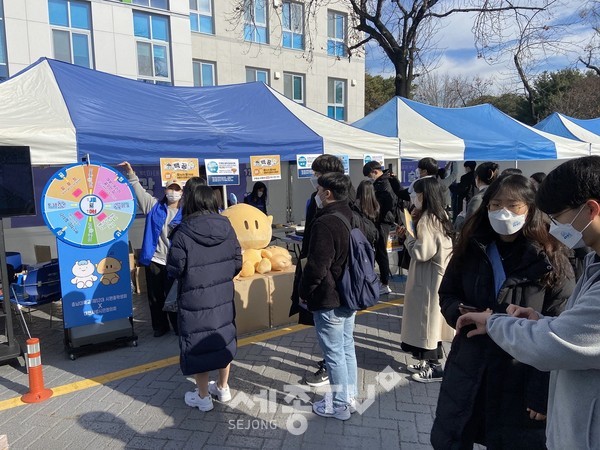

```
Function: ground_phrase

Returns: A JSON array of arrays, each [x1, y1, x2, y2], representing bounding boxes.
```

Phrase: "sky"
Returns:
[[364, 1, 596, 94]]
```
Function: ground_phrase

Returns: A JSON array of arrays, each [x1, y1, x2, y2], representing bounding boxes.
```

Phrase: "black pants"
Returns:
[[375, 223, 391, 285], [145, 262, 178, 333]]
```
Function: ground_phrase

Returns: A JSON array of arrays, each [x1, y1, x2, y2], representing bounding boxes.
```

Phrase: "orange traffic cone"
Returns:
[[21, 338, 53, 403]]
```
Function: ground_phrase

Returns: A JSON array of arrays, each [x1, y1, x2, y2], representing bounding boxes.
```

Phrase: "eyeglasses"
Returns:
[[547, 212, 563, 226], [488, 201, 527, 214], [547, 205, 585, 226]]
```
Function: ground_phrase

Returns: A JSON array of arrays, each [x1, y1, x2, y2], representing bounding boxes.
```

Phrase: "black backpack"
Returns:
[[333, 213, 380, 311]]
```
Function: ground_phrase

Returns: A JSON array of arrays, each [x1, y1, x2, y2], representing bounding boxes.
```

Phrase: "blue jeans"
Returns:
[[313, 305, 357, 408]]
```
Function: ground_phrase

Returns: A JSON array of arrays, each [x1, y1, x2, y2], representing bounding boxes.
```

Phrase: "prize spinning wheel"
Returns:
[[41, 163, 136, 248]]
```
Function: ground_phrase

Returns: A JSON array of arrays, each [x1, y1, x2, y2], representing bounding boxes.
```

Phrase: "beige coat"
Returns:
[[401, 213, 454, 350]]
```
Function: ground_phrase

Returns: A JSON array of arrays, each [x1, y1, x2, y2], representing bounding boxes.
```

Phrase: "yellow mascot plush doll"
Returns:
[[221, 204, 292, 277]]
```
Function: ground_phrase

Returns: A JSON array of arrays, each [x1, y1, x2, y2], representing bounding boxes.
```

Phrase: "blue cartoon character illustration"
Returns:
[[70, 260, 98, 289]]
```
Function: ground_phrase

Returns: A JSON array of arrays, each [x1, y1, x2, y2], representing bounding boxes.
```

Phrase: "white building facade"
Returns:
[[0, 0, 365, 122]]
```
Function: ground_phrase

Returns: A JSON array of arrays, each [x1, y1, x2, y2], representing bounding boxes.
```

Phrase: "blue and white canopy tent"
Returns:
[[534, 112, 600, 154], [0, 58, 399, 166], [352, 97, 590, 161]]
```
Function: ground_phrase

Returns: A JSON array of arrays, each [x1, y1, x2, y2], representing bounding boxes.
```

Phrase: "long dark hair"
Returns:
[[413, 177, 453, 238], [356, 179, 380, 223], [183, 180, 218, 216], [249, 181, 267, 202], [457, 174, 570, 286]]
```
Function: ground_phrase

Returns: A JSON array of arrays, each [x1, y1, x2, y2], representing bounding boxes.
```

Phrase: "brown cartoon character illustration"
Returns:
[[96, 256, 122, 285]]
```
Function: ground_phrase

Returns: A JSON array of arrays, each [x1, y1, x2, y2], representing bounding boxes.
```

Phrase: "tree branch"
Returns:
[[426, 5, 545, 20]]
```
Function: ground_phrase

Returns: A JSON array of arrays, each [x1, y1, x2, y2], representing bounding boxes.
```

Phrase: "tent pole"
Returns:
[[223, 185, 228, 209]]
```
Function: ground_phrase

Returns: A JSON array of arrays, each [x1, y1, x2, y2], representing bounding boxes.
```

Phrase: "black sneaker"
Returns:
[[305, 363, 329, 387], [411, 365, 444, 383]]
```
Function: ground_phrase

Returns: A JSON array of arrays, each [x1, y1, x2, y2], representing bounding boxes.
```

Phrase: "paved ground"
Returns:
[[0, 276, 449, 449]]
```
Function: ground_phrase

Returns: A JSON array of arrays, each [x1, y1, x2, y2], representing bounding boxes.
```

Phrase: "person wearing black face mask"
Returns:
[[431, 174, 574, 450]]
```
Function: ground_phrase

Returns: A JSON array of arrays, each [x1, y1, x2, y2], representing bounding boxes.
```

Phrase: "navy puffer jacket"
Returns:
[[167, 212, 242, 375]]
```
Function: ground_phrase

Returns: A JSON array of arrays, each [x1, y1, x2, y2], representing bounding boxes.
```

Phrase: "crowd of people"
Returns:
[[122, 155, 600, 449]]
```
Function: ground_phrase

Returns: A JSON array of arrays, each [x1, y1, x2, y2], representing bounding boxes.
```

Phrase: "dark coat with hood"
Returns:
[[431, 229, 574, 450], [167, 212, 242, 376], [373, 172, 398, 225], [290, 186, 357, 324]]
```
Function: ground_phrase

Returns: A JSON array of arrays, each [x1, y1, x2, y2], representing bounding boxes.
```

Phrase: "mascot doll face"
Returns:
[[222, 204, 273, 250]]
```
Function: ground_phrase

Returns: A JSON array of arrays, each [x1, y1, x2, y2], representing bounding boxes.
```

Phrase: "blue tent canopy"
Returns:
[[353, 97, 589, 161], [0, 58, 399, 165], [535, 113, 600, 153]]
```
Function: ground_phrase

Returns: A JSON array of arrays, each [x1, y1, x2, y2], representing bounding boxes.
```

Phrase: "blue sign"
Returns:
[[58, 235, 132, 328], [340, 155, 350, 175], [296, 154, 320, 179], [207, 174, 240, 186]]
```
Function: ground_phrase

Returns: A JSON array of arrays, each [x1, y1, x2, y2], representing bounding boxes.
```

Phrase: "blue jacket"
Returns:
[[139, 202, 181, 266]]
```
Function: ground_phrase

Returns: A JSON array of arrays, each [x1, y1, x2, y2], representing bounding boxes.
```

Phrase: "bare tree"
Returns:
[[413, 73, 494, 107], [474, 0, 575, 121], [230, 1, 556, 97], [578, 1, 600, 75]]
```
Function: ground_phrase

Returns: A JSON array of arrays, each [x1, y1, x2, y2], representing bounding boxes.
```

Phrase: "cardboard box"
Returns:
[[265, 265, 298, 328], [34, 245, 52, 263], [233, 273, 270, 335]]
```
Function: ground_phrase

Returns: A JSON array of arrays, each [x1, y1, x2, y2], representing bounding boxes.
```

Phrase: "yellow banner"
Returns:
[[250, 155, 282, 181], [159, 158, 200, 186]]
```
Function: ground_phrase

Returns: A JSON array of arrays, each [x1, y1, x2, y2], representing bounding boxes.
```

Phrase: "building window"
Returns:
[[244, 0, 268, 44], [190, 0, 213, 34], [193, 60, 216, 86], [0, 0, 8, 80], [282, 1, 303, 50], [328, 78, 346, 121], [131, 0, 168, 10], [327, 10, 346, 57], [284, 72, 304, 104], [134, 11, 171, 85], [246, 67, 269, 85], [48, 0, 93, 68]]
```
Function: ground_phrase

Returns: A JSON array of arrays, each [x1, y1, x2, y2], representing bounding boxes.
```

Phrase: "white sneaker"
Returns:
[[184, 390, 214, 411], [348, 396, 357, 414], [208, 381, 232, 402], [379, 284, 392, 295], [312, 393, 351, 420]]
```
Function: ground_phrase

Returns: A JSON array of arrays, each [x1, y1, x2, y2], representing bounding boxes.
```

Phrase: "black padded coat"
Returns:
[[167, 212, 242, 376]]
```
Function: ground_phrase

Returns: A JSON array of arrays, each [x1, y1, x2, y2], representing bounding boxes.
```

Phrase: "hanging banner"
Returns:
[[363, 154, 385, 167], [159, 158, 199, 187], [205, 158, 240, 186], [339, 155, 350, 175], [296, 154, 320, 179], [41, 163, 136, 329], [250, 155, 282, 181]]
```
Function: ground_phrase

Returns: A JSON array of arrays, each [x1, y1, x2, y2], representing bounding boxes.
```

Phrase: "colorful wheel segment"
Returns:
[[41, 163, 136, 247]]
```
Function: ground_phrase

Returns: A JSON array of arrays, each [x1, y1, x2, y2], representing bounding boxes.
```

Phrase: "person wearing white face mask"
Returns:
[[431, 173, 575, 450], [119, 161, 200, 337], [455, 156, 600, 450]]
